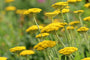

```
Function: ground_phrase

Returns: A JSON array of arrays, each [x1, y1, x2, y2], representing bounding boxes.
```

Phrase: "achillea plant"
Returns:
[[0, 57, 8, 60]]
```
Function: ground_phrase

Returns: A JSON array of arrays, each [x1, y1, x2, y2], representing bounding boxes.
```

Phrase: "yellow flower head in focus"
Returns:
[[62, 8, 70, 13], [10, 46, 26, 53], [52, 2, 68, 9], [58, 47, 78, 55], [69, 21, 80, 26], [36, 33, 49, 38], [73, 10, 84, 14], [20, 50, 35, 56], [16, 9, 27, 14], [34, 40, 56, 50], [5, 6, 16, 11], [26, 25, 43, 32], [84, 3, 90, 8], [0, 57, 7, 60], [77, 27, 89, 33], [5, 0, 14, 3], [81, 57, 90, 60], [83, 16, 90, 21]]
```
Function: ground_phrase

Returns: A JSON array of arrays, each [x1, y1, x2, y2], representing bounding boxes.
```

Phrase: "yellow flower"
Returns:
[[5, 6, 16, 11], [77, 27, 89, 33], [67, 0, 82, 3], [10, 46, 26, 53], [74, 10, 84, 14], [23, 8, 42, 15], [66, 26, 74, 30], [16, 9, 27, 14], [52, 2, 68, 9], [26, 25, 43, 32], [83, 16, 90, 21], [58, 47, 78, 55], [20, 50, 35, 56], [0, 57, 7, 60], [5, 0, 14, 3], [44, 10, 60, 18], [34, 40, 56, 50], [84, 3, 90, 8], [69, 21, 80, 26], [36, 33, 49, 38], [62, 8, 70, 13], [81, 57, 90, 60], [76, 0, 82, 2], [41, 22, 64, 33]]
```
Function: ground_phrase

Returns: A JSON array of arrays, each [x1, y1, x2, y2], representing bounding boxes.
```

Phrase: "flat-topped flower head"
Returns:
[[62, 8, 70, 13], [58, 47, 78, 55], [36, 33, 49, 38], [52, 2, 68, 9], [16, 9, 27, 14], [74, 10, 84, 14], [69, 21, 80, 26], [84, 3, 90, 8], [0, 57, 7, 60], [81, 57, 90, 60], [77, 27, 89, 33], [83, 16, 90, 21], [26, 25, 43, 32], [20, 50, 35, 56], [66, 26, 74, 30], [10, 46, 26, 53], [5, 0, 14, 3], [67, 0, 82, 3], [34, 40, 56, 50], [41, 22, 64, 33], [45, 10, 60, 18], [5, 6, 16, 11]]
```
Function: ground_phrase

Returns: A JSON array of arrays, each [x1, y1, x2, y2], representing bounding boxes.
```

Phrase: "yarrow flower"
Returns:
[[52, 2, 68, 9], [5, 0, 14, 3], [41, 22, 64, 33], [67, 0, 82, 3], [62, 8, 70, 13], [73, 10, 84, 14], [83, 16, 90, 21], [10, 46, 26, 53], [62, 26, 74, 32], [0, 57, 7, 60], [16, 9, 27, 14], [58, 47, 78, 55], [23, 8, 42, 15], [81, 57, 90, 60], [5, 6, 16, 11], [34, 40, 56, 50], [26, 25, 43, 32], [77, 27, 89, 33], [20, 50, 35, 56], [84, 3, 90, 8], [69, 21, 80, 26], [36, 33, 49, 38]]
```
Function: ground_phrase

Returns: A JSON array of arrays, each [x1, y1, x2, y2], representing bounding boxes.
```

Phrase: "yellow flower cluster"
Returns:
[[81, 57, 90, 60], [0, 57, 7, 60], [77, 27, 89, 32], [52, 2, 68, 9], [84, 3, 90, 8], [69, 21, 80, 26], [36, 33, 49, 38], [58, 47, 78, 55], [45, 10, 60, 18], [83, 16, 90, 21], [23, 8, 42, 15], [10, 46, 26, 53], [5, 6, 16, 11], [26, 25, 43, 32], [62, 8, 70, 13], [74, 10, 84, 14], [34, 40, 56, 50], [67, 0, 82, 3], [20, 50, 35, 56], [66, 26, 74, 30], [16, 9, 27, 14], [41, 22, 64, 33], [5, 0, 14, 3]]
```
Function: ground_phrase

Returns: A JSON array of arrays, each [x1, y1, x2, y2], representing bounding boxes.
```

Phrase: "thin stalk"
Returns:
[[79, 14, 83, 26]]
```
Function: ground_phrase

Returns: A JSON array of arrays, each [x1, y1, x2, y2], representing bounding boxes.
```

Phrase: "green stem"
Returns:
[[79, 14, 83, 26]]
